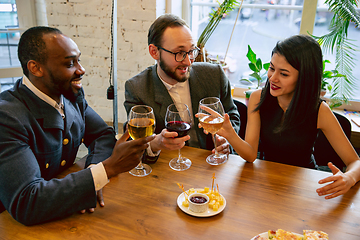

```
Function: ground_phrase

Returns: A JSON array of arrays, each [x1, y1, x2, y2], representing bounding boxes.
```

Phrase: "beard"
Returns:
[[49, 71, 82, 103], [62, 88, 82, 103], [159, 55, 191, 83]]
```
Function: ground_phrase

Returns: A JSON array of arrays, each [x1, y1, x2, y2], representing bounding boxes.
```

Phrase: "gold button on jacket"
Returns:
[[61, 160, 66, 166], [63, 138, 69, 145]]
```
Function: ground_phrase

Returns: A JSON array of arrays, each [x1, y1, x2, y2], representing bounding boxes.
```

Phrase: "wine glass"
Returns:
[[198, 97, 227, 165], [165, 103, 192, 171], [128, 105, 155, 177]]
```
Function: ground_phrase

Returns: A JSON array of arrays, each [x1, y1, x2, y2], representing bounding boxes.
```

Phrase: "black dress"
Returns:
[[259, 96, 320, 169]]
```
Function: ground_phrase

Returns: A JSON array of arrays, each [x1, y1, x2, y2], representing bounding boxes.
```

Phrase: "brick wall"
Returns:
[[44, 0, 156, 124]]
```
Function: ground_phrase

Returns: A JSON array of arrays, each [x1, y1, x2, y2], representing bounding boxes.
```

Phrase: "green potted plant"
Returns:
[[195, 0, 239, 62], [322, 59, 349, 108], [321, 59, 334, 96], [241, 45, 270, 104], [312, 0, 360, 107]]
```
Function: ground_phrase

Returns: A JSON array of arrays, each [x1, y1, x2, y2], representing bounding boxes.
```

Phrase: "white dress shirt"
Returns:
[[143, 70, 202, 156], [22, 75, 108, 191], [159, 78, 199, 148]]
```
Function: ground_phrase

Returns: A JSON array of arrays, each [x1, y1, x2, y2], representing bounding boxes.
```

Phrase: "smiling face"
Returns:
[[36, 33, 85, 102], [267, 53, 299, 103], [155, 26, 195, 85]]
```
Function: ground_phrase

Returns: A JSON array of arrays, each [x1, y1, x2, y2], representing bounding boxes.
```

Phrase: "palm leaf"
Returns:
[[326, 0, 360, 27], [312, 0, 360, 104]]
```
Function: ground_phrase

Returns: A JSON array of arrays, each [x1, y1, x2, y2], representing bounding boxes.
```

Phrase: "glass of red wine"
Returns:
[[165, 103, 192, 171]]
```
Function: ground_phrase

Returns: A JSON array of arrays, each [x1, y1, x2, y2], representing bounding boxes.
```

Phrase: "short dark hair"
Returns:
[[257, 34, 323, 132], [148, 13, 188, 47], [18, 26, 62, 77]]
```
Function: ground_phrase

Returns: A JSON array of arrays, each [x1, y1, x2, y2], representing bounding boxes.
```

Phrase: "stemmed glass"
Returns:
[[165, 103, 192, 171], [198, 97, 227, 165], [128, 105, 155, 177]]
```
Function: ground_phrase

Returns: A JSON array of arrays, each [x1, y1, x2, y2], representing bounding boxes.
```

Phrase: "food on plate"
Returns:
[[188, 193, 209, 213], [303, 230, 328, 240], [252, 234, 269, 240], [183, 187, 224, 211], [177, 173, 224, 211], [190, 196, 207, 204], [268, 229, 303, 239], [252, 229, 329, 240], [182, 198, 189, 207]]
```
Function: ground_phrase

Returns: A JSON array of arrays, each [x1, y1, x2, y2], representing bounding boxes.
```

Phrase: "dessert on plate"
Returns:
[[252, 229, 328, 240]]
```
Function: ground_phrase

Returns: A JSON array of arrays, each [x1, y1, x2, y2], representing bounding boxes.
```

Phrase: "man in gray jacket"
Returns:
[[124, 14, 240, 163], [0, 26, 154, 225]]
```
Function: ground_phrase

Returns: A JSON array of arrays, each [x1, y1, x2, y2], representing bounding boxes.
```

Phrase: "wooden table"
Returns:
[[1, 147, 359, 239]]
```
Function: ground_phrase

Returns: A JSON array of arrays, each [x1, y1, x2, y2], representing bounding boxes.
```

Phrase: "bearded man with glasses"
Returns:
[[124, 14, 240, 163]]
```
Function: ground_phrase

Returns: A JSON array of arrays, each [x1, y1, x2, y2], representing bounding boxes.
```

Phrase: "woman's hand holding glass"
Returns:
[[196, 110, 232, 155], [214, 114, 238, 140]]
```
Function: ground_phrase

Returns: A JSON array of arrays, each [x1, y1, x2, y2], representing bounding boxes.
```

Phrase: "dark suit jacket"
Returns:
[[124, 62, 240, 160], [0, 79, 116, 225]]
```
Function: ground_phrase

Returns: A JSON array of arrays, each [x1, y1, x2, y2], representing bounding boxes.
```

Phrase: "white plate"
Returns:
[[251, 231, 302, 240], [177, 188, 226, 217]]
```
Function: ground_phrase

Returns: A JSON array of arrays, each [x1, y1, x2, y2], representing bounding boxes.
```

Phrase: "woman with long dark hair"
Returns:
[[202, 35, 360, 199]]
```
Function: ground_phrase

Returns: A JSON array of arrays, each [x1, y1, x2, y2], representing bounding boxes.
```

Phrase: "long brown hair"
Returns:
[[255, 35, 322, 132]]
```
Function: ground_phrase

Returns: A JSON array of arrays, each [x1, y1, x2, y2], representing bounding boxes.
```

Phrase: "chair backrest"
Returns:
[[0, 201, 5, 213], [313, 112, 351, 172], [233, 99, 247, 140]]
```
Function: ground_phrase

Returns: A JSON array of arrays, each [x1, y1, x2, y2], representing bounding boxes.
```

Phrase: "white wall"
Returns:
[[44, 0, 158, 124]]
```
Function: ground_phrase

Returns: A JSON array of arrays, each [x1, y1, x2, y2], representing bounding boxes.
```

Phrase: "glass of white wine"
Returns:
[[128, 105, 155, 177], [198, 97, 227, 165]]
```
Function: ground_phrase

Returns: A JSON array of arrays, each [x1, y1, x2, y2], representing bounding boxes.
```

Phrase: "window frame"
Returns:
[[0, 0, 38, 84], [186, 0, 360, 111]]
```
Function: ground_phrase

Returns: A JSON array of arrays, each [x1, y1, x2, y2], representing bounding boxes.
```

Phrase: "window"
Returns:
[[0, 0, 21, 92], [0, 0, 39, 92], [190, 0, 360, 109]]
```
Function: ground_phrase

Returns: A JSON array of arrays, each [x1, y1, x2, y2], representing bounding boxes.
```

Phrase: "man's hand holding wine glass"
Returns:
[[211, 135, 230, 155], [165, 103, 192, 171], [149, 128, 190, 152], [127, 105, 157, 176], [102, 131, 155, 179]]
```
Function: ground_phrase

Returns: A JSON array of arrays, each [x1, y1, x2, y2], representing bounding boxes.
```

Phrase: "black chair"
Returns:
[[313, 112, 351, 172], [0, 202, 4, 214], [233, 99, 247, 140]]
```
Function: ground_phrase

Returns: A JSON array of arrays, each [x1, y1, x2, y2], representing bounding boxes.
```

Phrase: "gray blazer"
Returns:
[[0, 79, 116, 225], [124, 62, 240, 153]]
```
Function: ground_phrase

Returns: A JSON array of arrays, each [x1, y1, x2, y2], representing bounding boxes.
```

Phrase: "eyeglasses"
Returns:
[[156, 46, 200, 62]]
